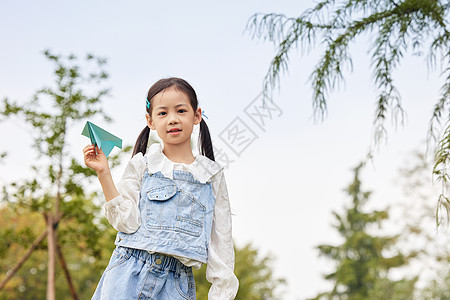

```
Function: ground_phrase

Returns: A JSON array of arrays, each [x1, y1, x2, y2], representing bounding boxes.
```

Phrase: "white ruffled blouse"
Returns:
[[104, 142, 239, 299]]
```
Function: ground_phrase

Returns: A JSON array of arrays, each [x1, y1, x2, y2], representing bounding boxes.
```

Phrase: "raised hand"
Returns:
[[83, 144, 109, 175]]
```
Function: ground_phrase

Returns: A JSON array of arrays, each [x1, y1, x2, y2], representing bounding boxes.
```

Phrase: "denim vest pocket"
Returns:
[[147, 183, 177, 201], [175, 188, 206, 237], [146, 179, 178, 229]]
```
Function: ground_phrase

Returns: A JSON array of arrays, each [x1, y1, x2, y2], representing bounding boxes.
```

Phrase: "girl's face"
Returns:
[[146, 86, 202, 149]]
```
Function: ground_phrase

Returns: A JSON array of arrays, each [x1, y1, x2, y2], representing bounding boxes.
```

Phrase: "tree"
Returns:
[[309, 163, 417, 300], [0, 205, 117, 299], [246, 0, 450, 222], [393, 152, 450, 299], [193, 243, 286, 299], [0, 50, 127, 299]]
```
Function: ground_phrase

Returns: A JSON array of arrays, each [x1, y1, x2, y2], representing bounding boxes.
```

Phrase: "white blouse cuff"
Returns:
[[206, 246, 239, 300], [104, 195, 141, 233]]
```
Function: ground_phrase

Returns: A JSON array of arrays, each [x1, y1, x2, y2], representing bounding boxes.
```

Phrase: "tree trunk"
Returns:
[[46, 213, 56, 300], [57, 242, 79, 300]]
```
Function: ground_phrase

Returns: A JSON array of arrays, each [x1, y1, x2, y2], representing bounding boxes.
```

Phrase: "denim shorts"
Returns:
[[92, 246, 196, 300]]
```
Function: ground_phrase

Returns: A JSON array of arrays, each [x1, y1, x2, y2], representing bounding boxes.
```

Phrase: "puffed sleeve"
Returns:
[[104, 152, 146, 233], [206, 170, 239, 299]]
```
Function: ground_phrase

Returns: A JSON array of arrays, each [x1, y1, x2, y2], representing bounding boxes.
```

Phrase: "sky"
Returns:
[[0, 1, 447, 299]]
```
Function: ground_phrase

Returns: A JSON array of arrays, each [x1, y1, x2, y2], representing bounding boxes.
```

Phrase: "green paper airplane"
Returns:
[[81, 121, 122, 157]]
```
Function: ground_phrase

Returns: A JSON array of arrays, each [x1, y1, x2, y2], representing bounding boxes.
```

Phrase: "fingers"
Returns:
[[83, 145, 101, 160], [83, 145, 106, 159], [83, 145, 93, 152], [96, 146, 104, 154], [83, 144, 96, 156]]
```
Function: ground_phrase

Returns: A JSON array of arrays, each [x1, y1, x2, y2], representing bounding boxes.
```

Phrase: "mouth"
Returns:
[[168, 128, 182, 135]]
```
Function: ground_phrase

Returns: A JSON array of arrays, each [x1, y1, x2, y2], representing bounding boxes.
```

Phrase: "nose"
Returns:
[[168, 112, 179, 124]]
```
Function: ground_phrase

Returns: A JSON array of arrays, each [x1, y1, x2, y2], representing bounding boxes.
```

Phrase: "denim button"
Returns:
[[155, 259, 162, 265]]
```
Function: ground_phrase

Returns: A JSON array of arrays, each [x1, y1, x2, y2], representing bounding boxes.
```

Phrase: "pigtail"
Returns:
[[198, 119, 215, 161], [132, 126, 150, 157]]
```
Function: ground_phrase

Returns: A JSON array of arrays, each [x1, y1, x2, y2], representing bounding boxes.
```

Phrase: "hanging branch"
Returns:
[[246, 0, 450, 223]]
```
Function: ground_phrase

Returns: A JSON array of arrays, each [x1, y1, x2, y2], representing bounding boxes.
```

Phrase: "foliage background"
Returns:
[[0, 0, 448, 299]]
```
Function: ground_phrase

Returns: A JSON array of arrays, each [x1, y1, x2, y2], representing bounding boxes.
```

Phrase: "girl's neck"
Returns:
[[162, 142, 195, 165]]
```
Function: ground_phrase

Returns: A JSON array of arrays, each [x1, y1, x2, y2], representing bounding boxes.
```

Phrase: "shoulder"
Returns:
[[117, 152, 147, 186], [125, 152, 147, 175], [193, 155, 224, 184], [130, 151, 145, 165]]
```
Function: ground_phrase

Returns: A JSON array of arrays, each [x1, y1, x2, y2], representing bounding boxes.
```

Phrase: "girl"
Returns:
[[83, 77, 239, 299]]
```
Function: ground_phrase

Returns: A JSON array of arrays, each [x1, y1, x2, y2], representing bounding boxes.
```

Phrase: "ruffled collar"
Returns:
[[145, 143, 223, 184]]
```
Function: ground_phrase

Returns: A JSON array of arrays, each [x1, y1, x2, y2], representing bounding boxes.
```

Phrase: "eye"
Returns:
[[178, 109, 187, 113], [157, 111, 167, 116]]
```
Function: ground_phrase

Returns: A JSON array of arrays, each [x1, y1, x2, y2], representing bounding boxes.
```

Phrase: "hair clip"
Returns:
[[201, 110, 208, 120], [146, 99, 150, 109]]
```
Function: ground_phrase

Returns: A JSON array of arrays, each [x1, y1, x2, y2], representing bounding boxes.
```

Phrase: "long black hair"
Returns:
[[132, 77, 215, 161]]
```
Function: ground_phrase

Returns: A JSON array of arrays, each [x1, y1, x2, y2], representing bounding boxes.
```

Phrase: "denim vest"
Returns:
[[115, 169, 216, 264]]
